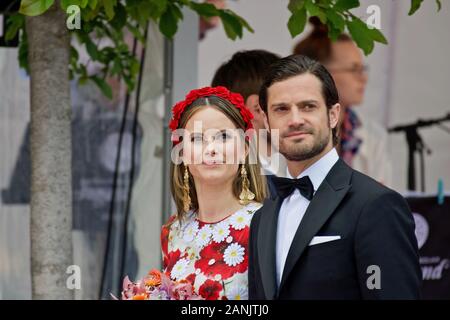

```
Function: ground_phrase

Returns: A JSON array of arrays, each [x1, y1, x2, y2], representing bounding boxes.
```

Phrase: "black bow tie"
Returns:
[[271, 176, 315, 201]]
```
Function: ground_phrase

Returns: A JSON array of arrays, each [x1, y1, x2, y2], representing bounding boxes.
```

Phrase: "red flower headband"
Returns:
[[168, 86, 254, 134]]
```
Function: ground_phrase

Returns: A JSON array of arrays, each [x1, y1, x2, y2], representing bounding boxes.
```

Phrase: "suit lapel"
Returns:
[[257, 196, 282, 300], [278, 159, 353, 293]]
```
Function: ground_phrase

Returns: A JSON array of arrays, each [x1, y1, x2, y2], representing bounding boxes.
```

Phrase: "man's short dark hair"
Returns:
[[211, 50, 280, 101], [259, 54, 340, 145]]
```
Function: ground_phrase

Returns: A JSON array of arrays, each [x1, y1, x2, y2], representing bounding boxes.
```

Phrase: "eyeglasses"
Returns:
[[328, 64, 369, 76]]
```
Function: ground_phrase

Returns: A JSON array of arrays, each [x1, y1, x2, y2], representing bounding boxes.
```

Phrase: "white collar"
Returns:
[[286, 148, 339, 192]]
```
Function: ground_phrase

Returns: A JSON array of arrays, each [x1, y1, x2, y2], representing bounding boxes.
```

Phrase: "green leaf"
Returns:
[[129, 58, 140, 76], [335, 0, 360, 11], [103, 0, 117, 20], [19, 0, 55, 16], [288, 0, 305, 13], [88, 0, 98, 9], [61, 0, 88, 9], [70, 46, 79, 61], [61, 0, 77, 10], [18, 30, 29, 73], [305, 0, 326, 23], [327, 22, 341, 41], [111, 57, 121, 75], [83, 36, 99, 60], [346, 17, 373, 55], [5, 14, 25, 41], [78, 75, 88, 85], [127, 22, 145, 43], [90, 76, 113, 99], [233, 12, 254, 33], [189, 2, 219, 17], [223, 10, 253, 34], [369, 27, 388, 45], [110, 3, 127, 31], [436, 0, 442, 11], [123, 75, 135, 92], [147, 0, 168, 20], [79, 64, 88, 78], [287, 7, 307, 37], [326, 10, 345, 32], [171, 4, 183, 20], [409, 0, 423, 15], [124, 0, 145, 24], [159, 5, 179, 39], [219, 11, 243, 40]]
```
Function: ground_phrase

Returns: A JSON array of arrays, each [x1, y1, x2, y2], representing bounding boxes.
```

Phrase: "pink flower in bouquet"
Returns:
[[116, 269, 203, 300]]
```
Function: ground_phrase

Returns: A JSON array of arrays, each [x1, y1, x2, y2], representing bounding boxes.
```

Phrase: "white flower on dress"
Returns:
[[183, 220, 199, 242], [226, 285, 248, 300], [170, 258, 190, 281], [185, 246, 198, 261], [223, 243, 245, 267], [171, 219, 180, 231], [170, 231, 188, 253], [230, 211, 251, 230], [211, 221, 230, 243], [196, 224, 212, 249]]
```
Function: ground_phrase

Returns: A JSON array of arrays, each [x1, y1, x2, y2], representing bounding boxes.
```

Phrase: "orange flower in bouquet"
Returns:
[[114, 269, 203, 300]]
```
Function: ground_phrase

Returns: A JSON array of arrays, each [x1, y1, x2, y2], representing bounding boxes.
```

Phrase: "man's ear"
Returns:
[[329, 103, 341, 129]]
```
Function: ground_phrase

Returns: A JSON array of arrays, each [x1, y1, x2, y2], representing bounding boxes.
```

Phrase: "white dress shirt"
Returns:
[[275, 148, 339, 286]]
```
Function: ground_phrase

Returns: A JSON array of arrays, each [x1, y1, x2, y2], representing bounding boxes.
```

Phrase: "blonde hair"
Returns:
[[170, 96, 267, 221]]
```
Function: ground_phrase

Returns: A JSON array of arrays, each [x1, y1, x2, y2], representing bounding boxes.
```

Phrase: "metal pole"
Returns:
[[161, 38, 174, 269]]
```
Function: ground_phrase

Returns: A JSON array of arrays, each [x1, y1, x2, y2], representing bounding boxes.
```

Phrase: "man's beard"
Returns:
[[279, 127, 330, 162]]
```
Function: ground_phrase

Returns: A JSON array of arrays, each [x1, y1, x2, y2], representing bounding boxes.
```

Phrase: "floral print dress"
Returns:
[[160, 202, 262, 300]]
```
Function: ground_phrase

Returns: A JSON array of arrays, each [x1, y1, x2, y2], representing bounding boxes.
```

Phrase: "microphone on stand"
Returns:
[[388, 113, 450, 133], [388, 112, 450, 192]]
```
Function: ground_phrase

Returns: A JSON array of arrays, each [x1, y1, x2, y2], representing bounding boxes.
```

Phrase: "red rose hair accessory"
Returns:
[[168, 86, 254, 139]]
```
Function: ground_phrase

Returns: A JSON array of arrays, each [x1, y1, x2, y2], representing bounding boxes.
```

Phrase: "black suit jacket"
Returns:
[[249, 159, 422, 300]]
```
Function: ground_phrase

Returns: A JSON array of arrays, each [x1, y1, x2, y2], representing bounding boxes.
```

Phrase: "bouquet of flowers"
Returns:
[[114, 269, 203, 300]]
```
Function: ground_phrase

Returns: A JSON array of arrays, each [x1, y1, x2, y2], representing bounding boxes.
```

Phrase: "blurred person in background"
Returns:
[[294, 17, 392, 186]]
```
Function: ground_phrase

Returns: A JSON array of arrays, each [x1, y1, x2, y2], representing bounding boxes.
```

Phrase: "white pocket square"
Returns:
[[308, 236, 341, 246]]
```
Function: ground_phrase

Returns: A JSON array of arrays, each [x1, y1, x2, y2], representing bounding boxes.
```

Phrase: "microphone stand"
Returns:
[[388, 112, 450, 192]]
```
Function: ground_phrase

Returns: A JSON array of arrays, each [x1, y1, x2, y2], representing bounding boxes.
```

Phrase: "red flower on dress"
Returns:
[[164, 249, 181, 274], [198, 241, 225, 261], [229, 225, 250, 246], [160, 226, 170, 263], [168, 86, 254, 144], [185, 273, 196, 286], [198, 279, 223, 300], [161, 216, 179, 270], [195, 240, 247, 280]]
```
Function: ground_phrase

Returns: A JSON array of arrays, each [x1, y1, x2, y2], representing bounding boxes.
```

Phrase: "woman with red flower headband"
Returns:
[[160, 86, 267, 300]]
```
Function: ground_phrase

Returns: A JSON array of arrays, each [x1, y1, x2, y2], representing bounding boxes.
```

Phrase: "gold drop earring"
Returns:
[[183, 165, 192, 212], [239, 164, 255, 205]]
